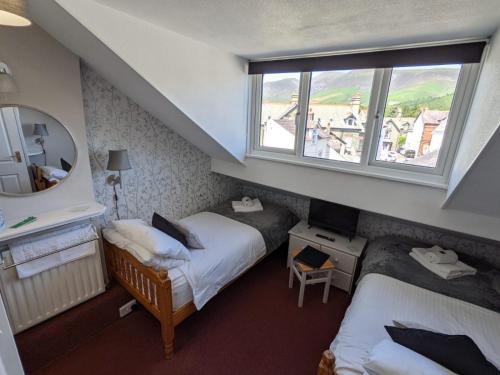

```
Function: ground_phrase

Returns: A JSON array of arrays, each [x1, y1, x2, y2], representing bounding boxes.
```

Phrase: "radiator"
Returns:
[[0, 241, 105, 334]]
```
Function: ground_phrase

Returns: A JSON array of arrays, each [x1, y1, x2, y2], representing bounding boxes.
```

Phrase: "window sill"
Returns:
[[245, 151, 449, 190]]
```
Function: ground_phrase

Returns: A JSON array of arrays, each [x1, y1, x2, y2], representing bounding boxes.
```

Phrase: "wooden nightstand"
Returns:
[[288, 221, 367, 294]]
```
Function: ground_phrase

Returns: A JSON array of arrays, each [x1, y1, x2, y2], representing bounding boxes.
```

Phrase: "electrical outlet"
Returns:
[[119, 299, 137, 318]]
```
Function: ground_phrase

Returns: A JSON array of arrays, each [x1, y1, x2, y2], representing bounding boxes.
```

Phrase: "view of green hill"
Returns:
[[262, 67, 460, 113]]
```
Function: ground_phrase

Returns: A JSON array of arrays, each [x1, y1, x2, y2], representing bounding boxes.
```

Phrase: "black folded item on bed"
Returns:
[[385, 326, 500, 375], [358, 236, 500, 313], [207, 200, 299, 253]]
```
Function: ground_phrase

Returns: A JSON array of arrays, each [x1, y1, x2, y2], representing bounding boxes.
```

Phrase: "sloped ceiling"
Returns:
[[28, 0, 249, 163], [445, 30, 500, 218], [97, 0, 500, 59]]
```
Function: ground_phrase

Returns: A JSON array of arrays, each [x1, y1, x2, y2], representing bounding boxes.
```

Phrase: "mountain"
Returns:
[[262, 68, 460, 110], [262, 77, 299, 103]]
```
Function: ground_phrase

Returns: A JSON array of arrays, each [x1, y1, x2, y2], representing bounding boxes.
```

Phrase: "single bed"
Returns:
[[103, 200, 298, 358], [317, 236, 500, 375]]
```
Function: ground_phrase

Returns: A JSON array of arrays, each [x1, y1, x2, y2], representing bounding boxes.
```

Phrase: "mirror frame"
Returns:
[[0, 104, 79, 197]]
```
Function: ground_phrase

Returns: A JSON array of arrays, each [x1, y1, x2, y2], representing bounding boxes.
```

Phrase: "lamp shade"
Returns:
[[0, 68, 16, 93], [107, 150, 132, 171], [33, 123, 48, 136], [0, 0, 31, 26]]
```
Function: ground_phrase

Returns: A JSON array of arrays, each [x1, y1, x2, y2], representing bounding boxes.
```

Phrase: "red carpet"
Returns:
[[15, 246, 351, 375]]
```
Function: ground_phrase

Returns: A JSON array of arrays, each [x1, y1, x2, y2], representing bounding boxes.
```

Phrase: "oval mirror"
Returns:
[[0, 106, 77, 195]]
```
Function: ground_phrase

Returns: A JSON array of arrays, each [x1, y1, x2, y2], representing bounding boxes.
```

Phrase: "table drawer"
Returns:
[[331, 269, 352, 292], [320, 245, 356, 274]]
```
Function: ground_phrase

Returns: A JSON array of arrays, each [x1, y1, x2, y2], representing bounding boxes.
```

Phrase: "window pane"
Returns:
[[259, 73, 301, 150], [303, 69, 375, 163], [375, 65, 461, 168]]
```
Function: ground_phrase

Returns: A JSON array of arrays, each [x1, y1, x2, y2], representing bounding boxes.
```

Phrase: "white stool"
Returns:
[[289, 250, 335, 308]]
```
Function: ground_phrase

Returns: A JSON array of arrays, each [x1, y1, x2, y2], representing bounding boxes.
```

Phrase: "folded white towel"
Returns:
[[10, 224, 97, 278], [232, 198, 263, 212], [410, 251, 476, 280]]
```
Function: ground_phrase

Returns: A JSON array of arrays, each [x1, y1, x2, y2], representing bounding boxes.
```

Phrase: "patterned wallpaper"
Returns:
[[81, 63, 239, 225], [242, 183, 500, 266]]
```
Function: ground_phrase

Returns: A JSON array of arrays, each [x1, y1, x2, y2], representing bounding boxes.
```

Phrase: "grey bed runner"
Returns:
[[208, 200, 299, 254], [359, 236, 500, 313]]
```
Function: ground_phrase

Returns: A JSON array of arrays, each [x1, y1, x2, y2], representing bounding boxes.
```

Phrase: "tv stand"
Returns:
[[288, 221, 367, 294]]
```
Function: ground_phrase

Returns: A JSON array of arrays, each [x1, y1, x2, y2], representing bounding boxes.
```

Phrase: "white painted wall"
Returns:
[[447, 29, 500, 197], [41, 0, 249, 162], [212, 157, 500, 241], [0, 23, 95, 220]]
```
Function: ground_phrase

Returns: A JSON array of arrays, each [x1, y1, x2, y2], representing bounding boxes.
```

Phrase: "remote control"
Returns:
[[316, 233, 335, 242]]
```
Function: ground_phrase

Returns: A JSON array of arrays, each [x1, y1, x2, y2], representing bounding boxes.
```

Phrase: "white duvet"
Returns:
[[331, 274, 500, 374], [177, 212, 266, 309]]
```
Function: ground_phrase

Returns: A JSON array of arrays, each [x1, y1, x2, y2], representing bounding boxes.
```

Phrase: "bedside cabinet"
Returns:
[[288, 220, 367, 294]]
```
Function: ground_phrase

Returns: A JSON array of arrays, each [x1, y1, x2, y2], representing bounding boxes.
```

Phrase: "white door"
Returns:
[[0, 107, 32, 194], [0, 295, 24, 375]]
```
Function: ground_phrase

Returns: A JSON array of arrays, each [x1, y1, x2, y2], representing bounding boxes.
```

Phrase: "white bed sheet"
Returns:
[[178, 212, 266, 309], [103, 212, 266, 311], [331, 274, 500, 374]]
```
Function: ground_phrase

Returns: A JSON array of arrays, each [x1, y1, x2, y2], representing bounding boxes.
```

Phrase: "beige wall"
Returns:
[[0, 23, 95, 220]]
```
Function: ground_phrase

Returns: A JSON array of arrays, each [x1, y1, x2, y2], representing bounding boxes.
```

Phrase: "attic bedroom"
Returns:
[[0, 1, 498, 374]]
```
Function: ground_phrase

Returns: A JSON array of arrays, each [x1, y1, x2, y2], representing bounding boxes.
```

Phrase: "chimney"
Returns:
[[351, 93, 361, 115]]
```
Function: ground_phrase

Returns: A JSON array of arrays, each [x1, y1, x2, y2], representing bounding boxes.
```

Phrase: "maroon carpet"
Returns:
[[15, 246, 351, 375]]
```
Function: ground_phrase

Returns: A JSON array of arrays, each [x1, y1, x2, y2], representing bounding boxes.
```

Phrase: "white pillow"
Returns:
[[172, 220, 205, 249], [363, 340, 457, 375], [39, 165, 68, 179], [111, 219, 191, 261]]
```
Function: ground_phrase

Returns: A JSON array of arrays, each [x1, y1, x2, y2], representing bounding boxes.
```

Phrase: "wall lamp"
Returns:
[[106, 149, 132, 219]]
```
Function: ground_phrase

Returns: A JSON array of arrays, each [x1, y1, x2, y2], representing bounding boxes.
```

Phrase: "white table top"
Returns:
[[0, 202, 106, 243], [289, 220, 367, 258]]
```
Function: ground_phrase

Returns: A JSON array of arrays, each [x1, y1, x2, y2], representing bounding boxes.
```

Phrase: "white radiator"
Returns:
[[0, 241, 105, 333]]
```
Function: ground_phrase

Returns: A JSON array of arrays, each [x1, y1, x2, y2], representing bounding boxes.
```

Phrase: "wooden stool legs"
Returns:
[[298, 271, 307, 307], [322, 269, 333, 304]]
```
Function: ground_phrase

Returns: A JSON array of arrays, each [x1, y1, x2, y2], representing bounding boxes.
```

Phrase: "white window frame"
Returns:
[[247, 63, 480, 189]]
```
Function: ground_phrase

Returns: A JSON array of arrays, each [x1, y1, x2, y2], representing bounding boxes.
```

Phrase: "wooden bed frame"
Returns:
[[106, 237, 339, 368], [317, 350, 337, 375], [104, 239, 197, 359]]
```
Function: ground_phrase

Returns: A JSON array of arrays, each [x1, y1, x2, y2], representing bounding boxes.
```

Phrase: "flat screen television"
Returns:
[[308, 198, 359, 240]]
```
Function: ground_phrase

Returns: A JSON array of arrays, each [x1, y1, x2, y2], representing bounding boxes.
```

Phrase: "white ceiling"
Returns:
[[96, 0, 500, 59]]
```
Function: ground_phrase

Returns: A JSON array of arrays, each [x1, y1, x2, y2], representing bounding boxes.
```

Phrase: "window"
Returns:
[[258, 73, 301, 151], [374, 65, 461, 168], [249, 47, 482, 187], [303, 69, 375, 163]]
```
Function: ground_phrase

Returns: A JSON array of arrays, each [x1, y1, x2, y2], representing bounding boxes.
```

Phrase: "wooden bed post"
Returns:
[[317, 350, 336, 375], [157, 270, 175, 359]]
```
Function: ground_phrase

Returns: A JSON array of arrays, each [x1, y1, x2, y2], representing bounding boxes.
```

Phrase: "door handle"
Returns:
[[10, 151, 22, 163]]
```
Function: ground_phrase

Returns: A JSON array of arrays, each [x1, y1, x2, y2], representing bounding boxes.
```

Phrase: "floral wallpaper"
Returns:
[[81, 63, 240, 224], [241, 183, 500, 266]]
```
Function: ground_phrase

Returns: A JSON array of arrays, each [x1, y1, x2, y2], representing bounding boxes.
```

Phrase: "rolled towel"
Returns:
[[241, 196, 254, 207], [424, 246, 458, 264]]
